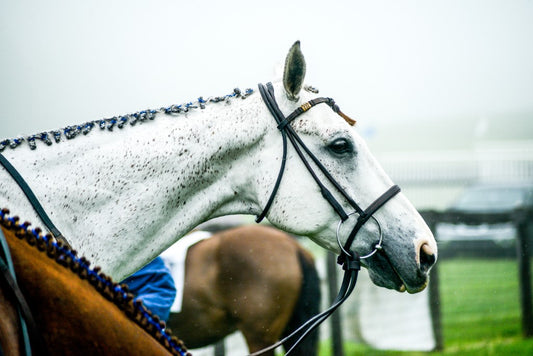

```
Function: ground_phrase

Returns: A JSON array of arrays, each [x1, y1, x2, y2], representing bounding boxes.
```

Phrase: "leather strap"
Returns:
[[255, 84, 289, 223], [0, 153, 71, 249], [342, 185, 401, 253], [0, 227, 47, 355], [252, 82, 401, 355], [257, 83, 355, 222]]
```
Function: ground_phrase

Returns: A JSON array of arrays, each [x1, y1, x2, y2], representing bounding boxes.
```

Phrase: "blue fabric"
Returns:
[[121, 256, 176, 322]]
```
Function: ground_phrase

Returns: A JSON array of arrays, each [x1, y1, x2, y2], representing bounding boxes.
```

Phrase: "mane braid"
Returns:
[[0, 88, 254, 152], [0, 208, 191, 356]]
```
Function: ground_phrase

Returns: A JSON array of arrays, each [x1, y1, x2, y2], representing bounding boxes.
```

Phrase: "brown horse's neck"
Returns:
[[0, 208, 190, 356]]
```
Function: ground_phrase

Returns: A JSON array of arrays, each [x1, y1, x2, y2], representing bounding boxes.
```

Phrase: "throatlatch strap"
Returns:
[[256, 83, 356, 222], [0, 153, 71, 248], [255, 84, 289, 223]]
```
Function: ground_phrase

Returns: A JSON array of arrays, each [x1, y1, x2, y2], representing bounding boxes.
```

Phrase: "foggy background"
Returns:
[[1, 0, 532, 208], [2, 2, 532, 354], [2, 1, 532, 138]]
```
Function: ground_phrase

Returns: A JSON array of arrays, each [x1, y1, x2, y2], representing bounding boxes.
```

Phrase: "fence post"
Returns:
[[515, 208, 533, 337], [327, 252, 345, 356], [214, 339, 225, 356], [420, 210, 444, 350]]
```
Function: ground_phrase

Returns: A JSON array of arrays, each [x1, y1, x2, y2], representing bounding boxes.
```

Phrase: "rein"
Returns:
[[0, 153, 72, 249], [0, 87, 254, 250], [251, 82, 401, 355], [0, 225, 45, 356]]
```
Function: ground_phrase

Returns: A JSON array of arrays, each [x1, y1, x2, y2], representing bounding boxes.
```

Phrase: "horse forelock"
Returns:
[[0, 208, 191, 356]]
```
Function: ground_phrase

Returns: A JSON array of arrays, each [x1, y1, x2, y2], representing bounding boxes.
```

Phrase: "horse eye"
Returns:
[[327, 138, 353, 155]]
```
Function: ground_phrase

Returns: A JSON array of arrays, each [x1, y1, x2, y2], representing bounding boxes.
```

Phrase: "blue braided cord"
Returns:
[[1, 87, 254, 152], [136, 305, 186, 353], [0, 210, 188, 356]]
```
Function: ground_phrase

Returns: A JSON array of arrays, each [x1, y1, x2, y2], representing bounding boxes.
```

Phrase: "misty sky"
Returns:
[[1, 0, 532, 140]]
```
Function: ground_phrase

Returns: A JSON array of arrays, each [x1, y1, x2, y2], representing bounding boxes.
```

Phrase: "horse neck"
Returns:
[[0, 93, 268, 279]]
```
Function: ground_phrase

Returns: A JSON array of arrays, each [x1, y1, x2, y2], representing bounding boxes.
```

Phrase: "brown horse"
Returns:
[[165, 225, 321, 356], [0, 209, 190, 356]]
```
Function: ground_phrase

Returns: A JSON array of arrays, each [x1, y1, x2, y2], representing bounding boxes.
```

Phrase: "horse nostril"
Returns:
[[419, 243, 436, 273]]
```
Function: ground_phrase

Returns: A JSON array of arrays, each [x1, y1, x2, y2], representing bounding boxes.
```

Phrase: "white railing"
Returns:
[[375, 142, 533, 209]]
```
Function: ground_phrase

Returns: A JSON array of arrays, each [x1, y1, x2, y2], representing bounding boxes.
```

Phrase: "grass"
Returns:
[[318, 258, 533, 355], [440, 258, 522, 344], [319, 338, 533, 355]]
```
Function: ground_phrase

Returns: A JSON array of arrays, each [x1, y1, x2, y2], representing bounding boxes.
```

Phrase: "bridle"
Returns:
[[251, 82, 401, 355], [0, 82, 400, 355]]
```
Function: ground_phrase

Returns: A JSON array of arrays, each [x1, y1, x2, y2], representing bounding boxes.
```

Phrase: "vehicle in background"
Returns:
[[436, 182, 533, 257]]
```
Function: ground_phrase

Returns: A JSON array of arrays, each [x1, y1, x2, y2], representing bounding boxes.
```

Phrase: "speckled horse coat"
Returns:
[[0, 42, 436, 294]]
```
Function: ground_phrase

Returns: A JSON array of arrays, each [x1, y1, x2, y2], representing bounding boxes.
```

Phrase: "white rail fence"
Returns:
[[378, 144, 533, 209]]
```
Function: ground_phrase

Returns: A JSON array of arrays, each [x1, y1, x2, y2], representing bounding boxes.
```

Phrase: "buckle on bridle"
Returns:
[[337, 251, 361, 271], [300, 102, 312, 112]]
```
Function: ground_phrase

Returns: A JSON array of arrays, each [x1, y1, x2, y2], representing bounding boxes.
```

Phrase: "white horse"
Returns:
[[0, 42, 436, 293]]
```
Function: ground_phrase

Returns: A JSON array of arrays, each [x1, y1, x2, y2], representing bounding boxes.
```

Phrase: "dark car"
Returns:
[[436, 183, 533, 257]]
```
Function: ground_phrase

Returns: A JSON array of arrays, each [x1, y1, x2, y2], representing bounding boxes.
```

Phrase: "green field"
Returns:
[[319, 258, 533, 355]]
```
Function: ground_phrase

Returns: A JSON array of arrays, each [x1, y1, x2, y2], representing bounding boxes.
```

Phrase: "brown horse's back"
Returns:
[[168, 225, 318, 355], [0, 222, 187, 356]]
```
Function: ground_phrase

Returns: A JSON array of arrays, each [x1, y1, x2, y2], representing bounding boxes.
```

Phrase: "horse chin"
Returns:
[[366, 255, 429, 294], [367, 267, 407, 293]]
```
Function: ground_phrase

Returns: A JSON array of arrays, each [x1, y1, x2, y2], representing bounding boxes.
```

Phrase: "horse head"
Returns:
[[256, 41, 437, 293], [0, 40, 436, 293]]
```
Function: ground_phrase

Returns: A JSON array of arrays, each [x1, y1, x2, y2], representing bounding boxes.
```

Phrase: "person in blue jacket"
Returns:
[[121, 256, 177, 322]]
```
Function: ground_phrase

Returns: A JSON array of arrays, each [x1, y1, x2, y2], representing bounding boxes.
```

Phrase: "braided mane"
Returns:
[[0, 208, 190, 356], [0, 87, 254, 152]]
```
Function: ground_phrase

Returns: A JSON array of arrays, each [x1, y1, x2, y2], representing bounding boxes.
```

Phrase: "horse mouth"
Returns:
[[365, 251, 429, 294]]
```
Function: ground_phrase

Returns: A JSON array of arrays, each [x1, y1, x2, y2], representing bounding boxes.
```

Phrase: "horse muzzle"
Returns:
[[367, 234, 437, 293]]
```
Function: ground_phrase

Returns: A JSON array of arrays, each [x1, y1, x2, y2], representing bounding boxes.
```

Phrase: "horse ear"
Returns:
[[283, 41, 306, 101]]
